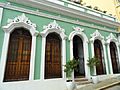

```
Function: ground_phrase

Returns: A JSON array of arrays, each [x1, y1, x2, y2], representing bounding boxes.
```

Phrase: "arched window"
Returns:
[[45, 33, 62, 79], [94, 39, 106, 75], [110, 42, 120, 73], [4, 28, 32, 82]]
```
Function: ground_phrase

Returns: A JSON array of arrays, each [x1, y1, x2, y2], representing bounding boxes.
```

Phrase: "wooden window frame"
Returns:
[[0, 13, 38, 82]]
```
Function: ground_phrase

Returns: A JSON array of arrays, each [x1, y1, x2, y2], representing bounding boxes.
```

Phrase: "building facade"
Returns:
[[0, 0, 120, 90]]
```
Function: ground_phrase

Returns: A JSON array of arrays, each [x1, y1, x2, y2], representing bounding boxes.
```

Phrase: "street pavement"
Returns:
[[77, 76, 120, 90], [104, 84, 120, 90]]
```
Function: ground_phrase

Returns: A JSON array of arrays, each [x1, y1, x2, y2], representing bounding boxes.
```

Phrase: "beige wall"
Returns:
[[82, 0, 117, 19]]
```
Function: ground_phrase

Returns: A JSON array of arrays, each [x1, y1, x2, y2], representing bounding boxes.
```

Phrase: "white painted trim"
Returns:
[[40, 20, 67, 80], [0, 7, 3, 26], [106, 44, 113, 74], [69, 26, 90, 79], [47, 0, 64, 5], [29, 36, 37, 80], [62, 39, 66, 79], [0, 13, 39, 82], [40, 37, 46, 80], [68, 4, 85, 12], [90, 40, 96, 75], [90, 30, 109, 75], [103, 43, 109, 75], [0, 2, 119, 33], [87, 10, 101, 17], [0, 33, 10, 83], [106, 33, 120, 74], [102, 15, 115, 21]]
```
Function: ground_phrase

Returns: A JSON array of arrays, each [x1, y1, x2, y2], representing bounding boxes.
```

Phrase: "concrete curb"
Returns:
[[96, 81, 120, 90]]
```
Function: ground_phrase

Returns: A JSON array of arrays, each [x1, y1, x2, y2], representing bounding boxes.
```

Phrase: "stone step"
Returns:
[[75, 77, 92, 86], [75, 80, 92, 85], [74, 78, 88, 82]]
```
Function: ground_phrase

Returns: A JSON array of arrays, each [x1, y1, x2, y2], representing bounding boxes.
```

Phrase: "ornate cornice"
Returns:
[[43, 20, 65, 32], [0, 2, 119, 33], [106, 33, 117, 40], [41, 20, 67, 39], [3, 13, 39, 36], [69, 26, 88, 42], [91, 30, 104, 39], [7, 0, 120, 28], [7, 13, 36, 29], [106, 33, 118, 44], [90, 30, 104, 42]]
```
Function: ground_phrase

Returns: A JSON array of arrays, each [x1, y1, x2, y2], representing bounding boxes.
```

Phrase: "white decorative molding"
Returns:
[[3, 13, 38, 36], [41, 20, 66, 39], [68, 4, 85, 12], [102, 15, 115, 21], [69, 26, 87, 41], [87, 10, 101, 17], [47, 0, 64, 5], [0, 13, 39, 83], [43, 20, 65, 32], [106, 33, 118, 44], [7, 13, 36, 28], [72, 26, 84, 32], [0, 7, 3, 26], [90, 30, 109, 75], [69, 26, 90, 80], [40, 20, 67, 80], [90, 30, 104, 42]]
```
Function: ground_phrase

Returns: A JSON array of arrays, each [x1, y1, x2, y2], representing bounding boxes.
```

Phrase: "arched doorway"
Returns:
[[4, 28, 32, 82], [45, 33, 62, 79], [73, 35, 85, 77], [110, 42, 120, 73], [94, 39, 106, 75]]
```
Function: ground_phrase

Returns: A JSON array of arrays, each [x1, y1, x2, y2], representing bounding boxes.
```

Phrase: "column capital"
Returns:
[[89, 39, 94, 43]]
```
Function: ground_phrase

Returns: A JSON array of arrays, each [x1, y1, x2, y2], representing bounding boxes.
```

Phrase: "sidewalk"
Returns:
[[77, 76, 120, 90]]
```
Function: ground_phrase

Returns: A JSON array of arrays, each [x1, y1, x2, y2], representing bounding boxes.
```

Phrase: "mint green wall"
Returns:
[[0, 0, 7, 3], [34, 37, 41, 79], [0, 4, 118, 79]]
